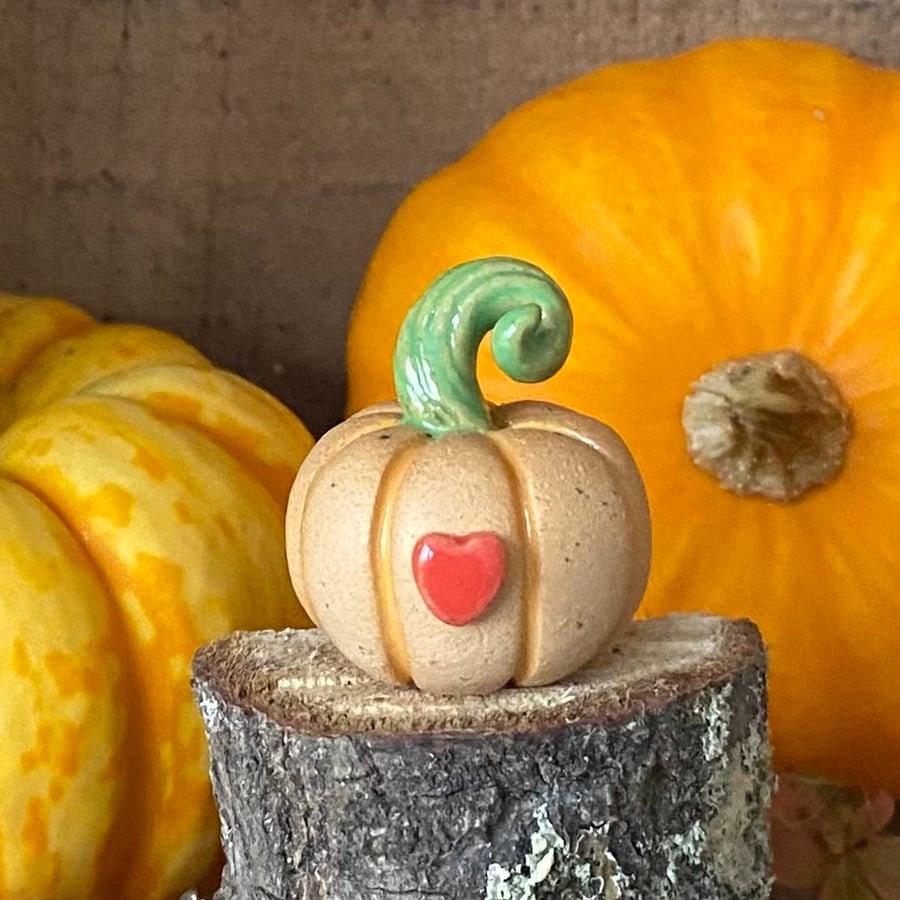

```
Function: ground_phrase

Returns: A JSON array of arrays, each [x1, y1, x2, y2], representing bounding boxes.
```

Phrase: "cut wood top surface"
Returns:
[[193, 613, 764, 736]]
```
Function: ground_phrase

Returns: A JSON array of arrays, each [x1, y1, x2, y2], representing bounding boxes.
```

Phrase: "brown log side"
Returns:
[[191, 613, 773, 900]]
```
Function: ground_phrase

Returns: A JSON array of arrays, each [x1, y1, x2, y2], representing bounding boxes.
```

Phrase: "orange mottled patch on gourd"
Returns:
[[44, 647, 105, 699], [11, 714, 45, 766], [11, 325, 208, 417], [172, 499, 197, 524], [211, 427, 300, 500], [122, 555, 193, 706], [56, 721, 84, 778], [215, 513, 238, 541], [132, 552, 186, 611], [47, 779, 65, 804], [19, 720, 84, 779], [21, 796, 48, 856], [81, 483, 134, 527], [22, 436, 53, 457], [112, 551, 216, 896], [11, 639, 32, 679], [141, 388, 308, 501], [0, 296, 94, 387], [132, 445, 170, 481], [87, 550, 189, 649], [144, 390, 203, 420]]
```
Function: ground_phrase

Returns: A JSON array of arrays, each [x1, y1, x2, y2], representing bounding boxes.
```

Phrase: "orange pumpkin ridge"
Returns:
[[490, 434, 540, 684], [370, 433, 426, 683], [0, 466, 151, 895]]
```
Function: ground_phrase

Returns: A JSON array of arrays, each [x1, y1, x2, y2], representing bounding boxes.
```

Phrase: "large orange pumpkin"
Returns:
[[346, 39, 900, 795], [0, 294, 313, 899]]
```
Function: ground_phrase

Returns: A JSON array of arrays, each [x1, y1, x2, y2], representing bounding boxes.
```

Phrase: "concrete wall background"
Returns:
[[2, 0, 900, 435]]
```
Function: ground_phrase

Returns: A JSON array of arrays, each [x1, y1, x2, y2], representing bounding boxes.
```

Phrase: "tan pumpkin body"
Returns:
[[0, 294, 313, 899], [286, 400, 651, 694]]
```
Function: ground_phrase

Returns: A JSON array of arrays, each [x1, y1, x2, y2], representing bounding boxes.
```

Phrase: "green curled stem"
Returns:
[[392, 256, 573, 436]]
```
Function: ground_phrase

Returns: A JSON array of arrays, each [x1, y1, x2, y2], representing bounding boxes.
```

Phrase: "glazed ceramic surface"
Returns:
[[286, 258, 651, 693]]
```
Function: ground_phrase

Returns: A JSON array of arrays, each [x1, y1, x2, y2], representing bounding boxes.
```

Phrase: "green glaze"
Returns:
[[393, 257, 573, 436]]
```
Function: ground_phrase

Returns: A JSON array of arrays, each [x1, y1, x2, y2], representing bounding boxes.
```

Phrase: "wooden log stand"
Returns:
[[191, 613, 773, 900]]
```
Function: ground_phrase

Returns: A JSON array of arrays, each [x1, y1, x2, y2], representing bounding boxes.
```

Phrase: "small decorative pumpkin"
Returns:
[[286, 257, 651, 694], [0, 294, 314, 899], [344, 39, 900, 793]]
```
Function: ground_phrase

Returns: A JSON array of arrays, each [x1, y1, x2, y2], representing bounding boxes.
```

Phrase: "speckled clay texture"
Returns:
[[285, 398, 651, 694]]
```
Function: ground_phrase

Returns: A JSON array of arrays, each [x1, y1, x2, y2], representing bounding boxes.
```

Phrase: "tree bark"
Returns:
[[191, 613, 773, 899]]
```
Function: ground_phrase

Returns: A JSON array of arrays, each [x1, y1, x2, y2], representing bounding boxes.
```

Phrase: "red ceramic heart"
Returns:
[[412, 531, 507, 626]]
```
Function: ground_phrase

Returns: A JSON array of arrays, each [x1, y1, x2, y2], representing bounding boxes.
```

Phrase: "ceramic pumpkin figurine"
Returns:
[[0, 294, 314, 899], [287, 257, 651, 693], [345, 38, 900, 794]]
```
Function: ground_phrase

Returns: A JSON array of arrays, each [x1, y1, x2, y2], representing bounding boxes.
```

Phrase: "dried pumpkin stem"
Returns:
[[682, 350, 852, 502], [393, 256, 572, 436]]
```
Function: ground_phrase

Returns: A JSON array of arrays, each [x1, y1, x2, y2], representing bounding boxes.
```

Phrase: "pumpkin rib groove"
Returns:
[[785, 98, 900, 352], [0, 469, 152, 894], [399, 160, 652, 352], [83, 363, 312, 504], [0, 478, 124, 897], [0, 311, 97, 390], [288, 403, 406, 636], [488, 435, 538, 684], [498, 412, 615, 460], [0, 305, 97, 431], [474, 170, 655, 349], [370, 435, 426, 684], [480, 65, 745, 345], [825, 273, 900, 365], [590, 117, 728, 341], [9, 325, 210, 423]]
